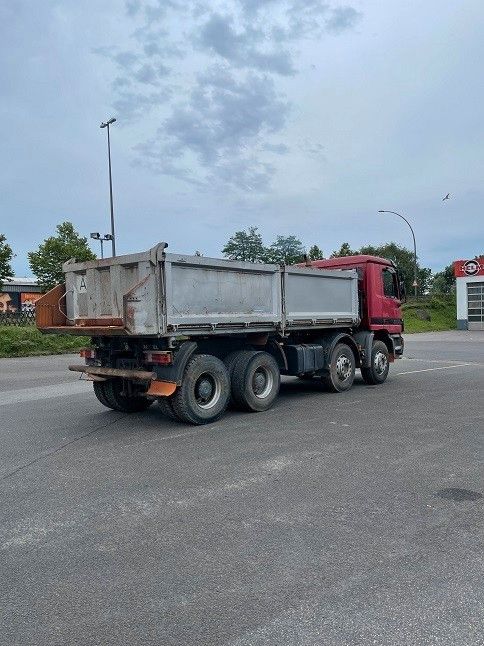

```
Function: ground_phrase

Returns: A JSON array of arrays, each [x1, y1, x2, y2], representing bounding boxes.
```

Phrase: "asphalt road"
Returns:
[[1, 331, 483, 646]]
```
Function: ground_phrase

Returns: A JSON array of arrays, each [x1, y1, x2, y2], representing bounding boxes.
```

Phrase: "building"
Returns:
[[454, 257, 484, 330], [0, 277, 43, 313]]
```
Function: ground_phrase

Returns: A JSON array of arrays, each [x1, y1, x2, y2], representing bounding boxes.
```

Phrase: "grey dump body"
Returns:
[[62, 243, 359, 336]]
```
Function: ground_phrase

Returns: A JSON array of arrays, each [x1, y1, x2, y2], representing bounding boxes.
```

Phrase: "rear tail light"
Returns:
[[80, 348, 95, 360], [144, 351, 172, 365]]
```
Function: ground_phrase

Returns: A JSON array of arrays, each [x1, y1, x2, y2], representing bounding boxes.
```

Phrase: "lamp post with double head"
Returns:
[[90, 232, 114, 260], [378, 210, 418, 299], [100, 117, 117, 257]]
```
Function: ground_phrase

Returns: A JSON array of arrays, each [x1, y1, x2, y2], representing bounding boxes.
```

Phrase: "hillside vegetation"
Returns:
[[0, 297, 456, 358], [403, 296, 456, 333], [0, 326, 86, 358]]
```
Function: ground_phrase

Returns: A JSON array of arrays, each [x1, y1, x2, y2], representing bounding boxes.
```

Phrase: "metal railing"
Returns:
[[0, 311, 36, 326]]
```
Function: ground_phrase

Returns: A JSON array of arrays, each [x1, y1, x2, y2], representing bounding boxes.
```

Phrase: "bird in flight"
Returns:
[[442, 193, 450, 201]]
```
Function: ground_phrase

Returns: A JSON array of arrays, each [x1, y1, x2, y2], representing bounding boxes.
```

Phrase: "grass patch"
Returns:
[[403, 296, 456, 333], [0, 297, 457, 357], [0, 326, 87, 358]]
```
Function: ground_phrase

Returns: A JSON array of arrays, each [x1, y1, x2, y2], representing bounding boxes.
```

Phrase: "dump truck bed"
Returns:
[[36, 243, 359, 336]]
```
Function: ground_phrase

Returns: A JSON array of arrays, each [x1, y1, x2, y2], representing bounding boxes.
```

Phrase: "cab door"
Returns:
[[380, 267, 402, 331], [369, 265, 403, 333]]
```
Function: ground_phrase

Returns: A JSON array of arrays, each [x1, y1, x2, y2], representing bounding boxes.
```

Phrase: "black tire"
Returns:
[[157, 396, 179, 421], [224, 350, 247, 406], [224, 351, 243, 378], [231, 351, 280, 412], [322, 343, 356, 393], [100, 378, 153, 413], [361, 340, 390, 385], [93, 381, 112, 408], [171, 354, 230, 425]]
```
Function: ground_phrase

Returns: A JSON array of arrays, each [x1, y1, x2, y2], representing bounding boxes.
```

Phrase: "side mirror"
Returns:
[[397, 271, 407, 303]]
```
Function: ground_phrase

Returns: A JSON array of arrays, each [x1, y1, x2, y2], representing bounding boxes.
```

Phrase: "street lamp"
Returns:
[[100, 117, 117, 256], [378, 210, 418, 299], [90, 232, 114, 260]]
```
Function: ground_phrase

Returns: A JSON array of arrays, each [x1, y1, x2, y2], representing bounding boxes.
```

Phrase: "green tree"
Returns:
[[308, 244, 324, 261], [0, 234, 14, 290], [330, 242, 357, 258], [431, 264, 455, 295], [28, 221, 96, 291], [264, 235, 305, 264], [359, 241, 431, 297], [222, 227, 266, 262]]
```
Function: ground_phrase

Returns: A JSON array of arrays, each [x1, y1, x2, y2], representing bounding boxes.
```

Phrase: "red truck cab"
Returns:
[[302, 255, 405, 360]]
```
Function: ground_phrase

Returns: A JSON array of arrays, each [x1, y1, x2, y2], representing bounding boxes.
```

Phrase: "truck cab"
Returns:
[[304, 255, 404, 357]]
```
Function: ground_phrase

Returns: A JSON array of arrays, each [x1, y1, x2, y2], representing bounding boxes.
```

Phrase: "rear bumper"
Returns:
[[69, 364, 155, 382]]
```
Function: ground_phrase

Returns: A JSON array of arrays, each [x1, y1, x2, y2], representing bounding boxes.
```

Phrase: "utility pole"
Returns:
[[100, 118, 117, 256], [378, 210, 418, 299]]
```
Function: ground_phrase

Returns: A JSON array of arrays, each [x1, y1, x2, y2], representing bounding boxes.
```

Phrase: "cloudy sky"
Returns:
[[1, 0, 483, 276]]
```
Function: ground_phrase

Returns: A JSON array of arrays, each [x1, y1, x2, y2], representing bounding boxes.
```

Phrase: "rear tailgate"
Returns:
[[36, 243, 166, 335]]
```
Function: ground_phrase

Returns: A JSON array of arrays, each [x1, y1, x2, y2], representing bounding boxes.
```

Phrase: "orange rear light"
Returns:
[[80, 348, 95, 359], [144, 351, 172, 365]]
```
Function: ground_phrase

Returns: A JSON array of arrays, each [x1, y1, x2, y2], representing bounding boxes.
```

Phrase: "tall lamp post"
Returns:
[[90, 232, 114, 259], [378, 210, 418, 299], [100, 117, 117, 256]]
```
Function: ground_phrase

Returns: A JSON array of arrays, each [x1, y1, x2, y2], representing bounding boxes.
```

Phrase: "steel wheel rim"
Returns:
[[336, 354, 352, 381], [373, 351, 388, 375], [195, 373, 221, 410], [252, 367, 273, 399]]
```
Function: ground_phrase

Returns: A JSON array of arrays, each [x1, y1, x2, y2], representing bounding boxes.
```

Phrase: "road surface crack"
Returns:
[[0, 414, 128, 482]]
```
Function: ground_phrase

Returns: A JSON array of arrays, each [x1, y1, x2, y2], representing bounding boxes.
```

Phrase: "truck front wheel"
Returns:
[[323, 343, 356, 392], [231, 351, 280, 412], [93, 379, 153, 413], [361, 340, 390, 385], [171, 354, 230, 425]]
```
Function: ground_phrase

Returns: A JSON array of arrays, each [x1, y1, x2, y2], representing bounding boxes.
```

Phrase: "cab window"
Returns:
[[382, 268, 398, 298]]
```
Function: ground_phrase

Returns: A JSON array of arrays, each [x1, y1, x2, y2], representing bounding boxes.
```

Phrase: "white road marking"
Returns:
[[396, 364, 472, 375], [0, 381, 90, 406], [402, 356, 484, 366]]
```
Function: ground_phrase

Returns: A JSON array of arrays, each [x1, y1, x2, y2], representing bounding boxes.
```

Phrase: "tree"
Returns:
[[222, 227, 266, 262], [0, 234, 14, 291], [359, 241, 431, 297], [330, 242, 357, 258], [308, 244, 324, 261], [431, 264, 455, 295], [264, 235, 305, 264], [28, 221, 96, 291]]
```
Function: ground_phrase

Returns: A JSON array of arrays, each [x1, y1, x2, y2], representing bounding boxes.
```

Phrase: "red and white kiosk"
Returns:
[[454, 257, 484, 330]]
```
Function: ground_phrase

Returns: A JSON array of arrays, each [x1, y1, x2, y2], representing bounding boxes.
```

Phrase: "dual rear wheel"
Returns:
[[93, 378, 153, 413], [157, 350, 281, 425]]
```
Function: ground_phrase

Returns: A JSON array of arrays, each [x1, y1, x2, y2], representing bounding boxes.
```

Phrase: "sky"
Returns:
[[1, 0, 483, 277]]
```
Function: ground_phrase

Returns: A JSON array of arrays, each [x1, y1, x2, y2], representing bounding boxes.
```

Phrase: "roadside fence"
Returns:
[[0, 311, 36, 326]]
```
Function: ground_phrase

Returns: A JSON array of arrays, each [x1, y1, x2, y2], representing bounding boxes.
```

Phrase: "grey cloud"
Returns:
[[198, 13, 295, 76], [126, 0, 141, 16], [263, 142, 289, 154], [325, 6, 361, 32], [110, 0, 362, 189], [113, 89, 172, 121], [114, 51, 139, 68], [135, 70, 290, 188], [133, 62, 169, 84]]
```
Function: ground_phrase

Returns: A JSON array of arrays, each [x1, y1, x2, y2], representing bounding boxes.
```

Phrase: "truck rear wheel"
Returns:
[[323, 343, 355, 393], [171, 354, 230, 425], [94, 378, 153, 413], [361, 340, 390, 385], [93, 381, 112, 408], [157, 396, 179, 421], [231, 351, 280, 412]]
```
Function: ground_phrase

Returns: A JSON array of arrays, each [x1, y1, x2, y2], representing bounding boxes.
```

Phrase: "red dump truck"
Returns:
[[36, 244, 404, 425]]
